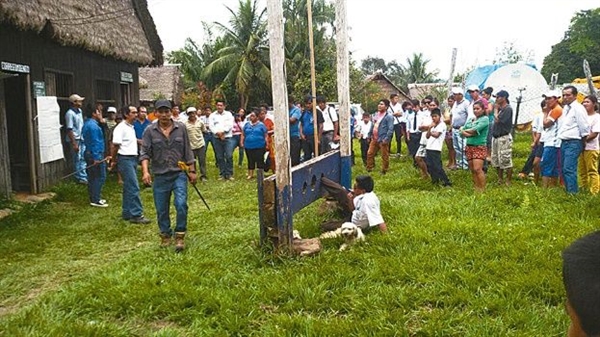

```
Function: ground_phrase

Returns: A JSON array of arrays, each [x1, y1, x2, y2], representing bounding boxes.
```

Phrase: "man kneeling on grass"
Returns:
[[562, 231, 600, 337]]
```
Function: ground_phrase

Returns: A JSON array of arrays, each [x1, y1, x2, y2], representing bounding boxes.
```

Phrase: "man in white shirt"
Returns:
[[388, 94, 404, 157], [317, 96, 339, 153], [209, 100, 235, 180], [558, 85, 590, 193], [348, 175, 387, 233], [110, 106, 150, 224]]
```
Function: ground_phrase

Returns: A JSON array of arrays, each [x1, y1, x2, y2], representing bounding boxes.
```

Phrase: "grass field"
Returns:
[[0, 132, 597, 336]]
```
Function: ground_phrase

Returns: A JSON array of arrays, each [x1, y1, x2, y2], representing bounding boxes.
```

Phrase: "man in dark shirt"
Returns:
[[491, 90, 514, 186], [140, 99, 196, 252]]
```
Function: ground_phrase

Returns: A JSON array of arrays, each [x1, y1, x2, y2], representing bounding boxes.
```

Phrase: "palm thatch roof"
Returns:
[[139, 65, 183, 103], [0, 0, 163, 65], [366, 71, 411, 100]]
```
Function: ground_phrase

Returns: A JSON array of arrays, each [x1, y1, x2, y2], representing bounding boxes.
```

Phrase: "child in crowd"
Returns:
[[355, 112, 372, 166], [425, 108, 451, 187]]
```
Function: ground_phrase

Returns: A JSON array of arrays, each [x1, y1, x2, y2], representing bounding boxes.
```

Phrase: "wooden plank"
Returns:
[[335, 0, 351, 188], [307, 0, 319, 157], [266, 0, 293, 249], [0, 79, 12, 198], [290, 150, 340, 214]]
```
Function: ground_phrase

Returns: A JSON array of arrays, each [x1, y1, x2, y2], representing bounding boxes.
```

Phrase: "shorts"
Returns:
[[541, 146, 559, 177], [466, 145, 487, 161], [415, 144, 427, 158], [491, 134, 513, 169], [534, 142, 544, 158]]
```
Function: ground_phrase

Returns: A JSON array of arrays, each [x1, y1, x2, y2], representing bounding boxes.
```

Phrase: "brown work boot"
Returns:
[[174, 232, 186, 253], [160, 233, 171, 248]]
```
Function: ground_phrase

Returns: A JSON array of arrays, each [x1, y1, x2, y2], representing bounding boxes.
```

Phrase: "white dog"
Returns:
[[319, 222, 365, 251]]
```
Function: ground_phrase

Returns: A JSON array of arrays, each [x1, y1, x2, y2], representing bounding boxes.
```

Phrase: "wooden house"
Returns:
[[365, 71, 411, 101], [0, 0, 163, 197], [139, 65, 184, 106]]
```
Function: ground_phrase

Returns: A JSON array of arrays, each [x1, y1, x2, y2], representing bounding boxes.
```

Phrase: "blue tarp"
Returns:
[[465, 64, 539, 91]]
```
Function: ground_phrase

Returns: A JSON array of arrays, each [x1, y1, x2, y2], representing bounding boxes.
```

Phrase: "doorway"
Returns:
[[3, 73, 32, 192]]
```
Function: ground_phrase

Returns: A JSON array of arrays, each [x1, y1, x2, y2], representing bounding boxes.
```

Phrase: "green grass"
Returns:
[[0, 133, 596, 336]]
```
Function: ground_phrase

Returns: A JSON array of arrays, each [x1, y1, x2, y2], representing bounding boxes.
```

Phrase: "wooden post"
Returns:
[[446, 48, 457, 98], [266, 0, 293, 249], [336, 0, 351, 188], [307, 0, 319, 158]]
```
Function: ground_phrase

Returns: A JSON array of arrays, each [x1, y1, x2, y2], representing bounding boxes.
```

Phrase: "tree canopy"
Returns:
[[541, 8, 600, 82]]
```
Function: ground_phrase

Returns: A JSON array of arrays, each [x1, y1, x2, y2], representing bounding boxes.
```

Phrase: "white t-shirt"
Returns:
[[388, 102, 403, 125], [531, 111, 544, 134], [112, 122, 138, 155], [351, 192, 384, 230], [418, 110, 432, 145], [585, 112, 600, 151], [209, 110, 235, 138], [426, 122, 446, 151], [357, 121, 372, 139], [319, 106, 338, 132]]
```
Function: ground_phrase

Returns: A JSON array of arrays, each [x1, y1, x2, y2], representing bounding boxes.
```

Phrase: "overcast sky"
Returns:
[[148, 0, 598, 78]]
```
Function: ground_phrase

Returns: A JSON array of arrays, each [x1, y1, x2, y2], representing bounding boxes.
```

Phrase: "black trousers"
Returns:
[[392, 123, 404, 154], [426, 150, 451, 186], [360, 138, 370, 165], [302, 136, 317, 162], [290, 136, 301, 166], [408, 132, 421, 164], [245, 148, 266, 170]]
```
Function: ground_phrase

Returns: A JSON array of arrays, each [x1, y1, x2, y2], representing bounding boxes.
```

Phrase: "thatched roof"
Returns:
[[139, 65, 183, 102], [366, 71, 411, 100], [0, 0, 163, 65]]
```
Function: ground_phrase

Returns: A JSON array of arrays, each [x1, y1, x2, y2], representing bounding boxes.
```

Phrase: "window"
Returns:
[[44, 71, 73, 100], [120, 83, 131, 107], [96, 80, 115, 105]]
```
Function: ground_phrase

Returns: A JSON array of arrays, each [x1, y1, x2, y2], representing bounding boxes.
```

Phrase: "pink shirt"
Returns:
[[372, 111, 386, 140]]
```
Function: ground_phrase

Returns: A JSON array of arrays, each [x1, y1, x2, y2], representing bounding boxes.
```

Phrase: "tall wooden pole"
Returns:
[[266, 0, 292, 248], [307, 0, 319, 157], [446, 48, 457, 99], [335, 0, 351, 188]]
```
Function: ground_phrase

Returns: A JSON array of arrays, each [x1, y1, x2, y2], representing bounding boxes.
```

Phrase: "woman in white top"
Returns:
[[579, 95, 600, 194]]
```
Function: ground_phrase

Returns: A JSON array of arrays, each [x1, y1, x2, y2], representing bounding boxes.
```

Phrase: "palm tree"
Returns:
[[202, 0, 270, 109], [395, 53, 440, 92]]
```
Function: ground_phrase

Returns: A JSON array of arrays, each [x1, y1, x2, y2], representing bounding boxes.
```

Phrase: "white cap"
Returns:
[[186, 106, 197, 113], [107, 107, 117, 113], [451, 87, 464, 95], [543, 89, 561, 98], [69, 94, 85, 103], [467, 84, 480, 92]]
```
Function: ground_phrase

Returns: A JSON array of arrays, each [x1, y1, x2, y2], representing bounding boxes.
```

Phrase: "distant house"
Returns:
[[408, 82, 462, 100], [365, 71, 411, 101], [0, 0, 163, 197], [139, 65, 184, 106]]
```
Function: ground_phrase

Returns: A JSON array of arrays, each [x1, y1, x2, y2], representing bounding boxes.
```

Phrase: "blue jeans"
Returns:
[[452, 129, 468, 169], [213, 137, 235, 178], [71, 140, 87, 182], [86, 161, 106, 203], [561, 139, 584, 193], [153, 171, 188, 236], [117, 155, 143, 219]]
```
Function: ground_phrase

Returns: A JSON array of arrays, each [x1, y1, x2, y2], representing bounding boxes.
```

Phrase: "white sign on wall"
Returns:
[[36, 97, 64, 163]]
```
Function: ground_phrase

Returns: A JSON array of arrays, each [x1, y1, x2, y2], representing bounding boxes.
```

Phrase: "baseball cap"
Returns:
[[186, 106, 197, 113], [451, 87, 464, 95], [495, 90, 509, 99], [107, 107, 117, 113], [69, 94, 84, 103], [155, 99, 172, 110], [467, 84, 480, 92], [543, 89, 561, 98]]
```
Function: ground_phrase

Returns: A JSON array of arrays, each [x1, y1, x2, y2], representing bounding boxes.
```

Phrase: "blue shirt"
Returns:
[[289, 106, 302, 138], [65, 107, 84, 140], [133, 118, 151, 139], [82, 119, 105, 161], [300, 109, 324, 136], [243, 122, 267, 149]]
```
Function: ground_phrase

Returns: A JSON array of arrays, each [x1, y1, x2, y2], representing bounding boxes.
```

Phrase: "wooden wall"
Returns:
[[0, 80, 11, 198], [0, 24, 144, 193]]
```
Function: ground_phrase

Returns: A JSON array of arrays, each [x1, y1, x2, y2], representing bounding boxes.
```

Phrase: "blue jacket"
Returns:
[[82, 118, 105, 161], [370, 112, 394, 143]]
